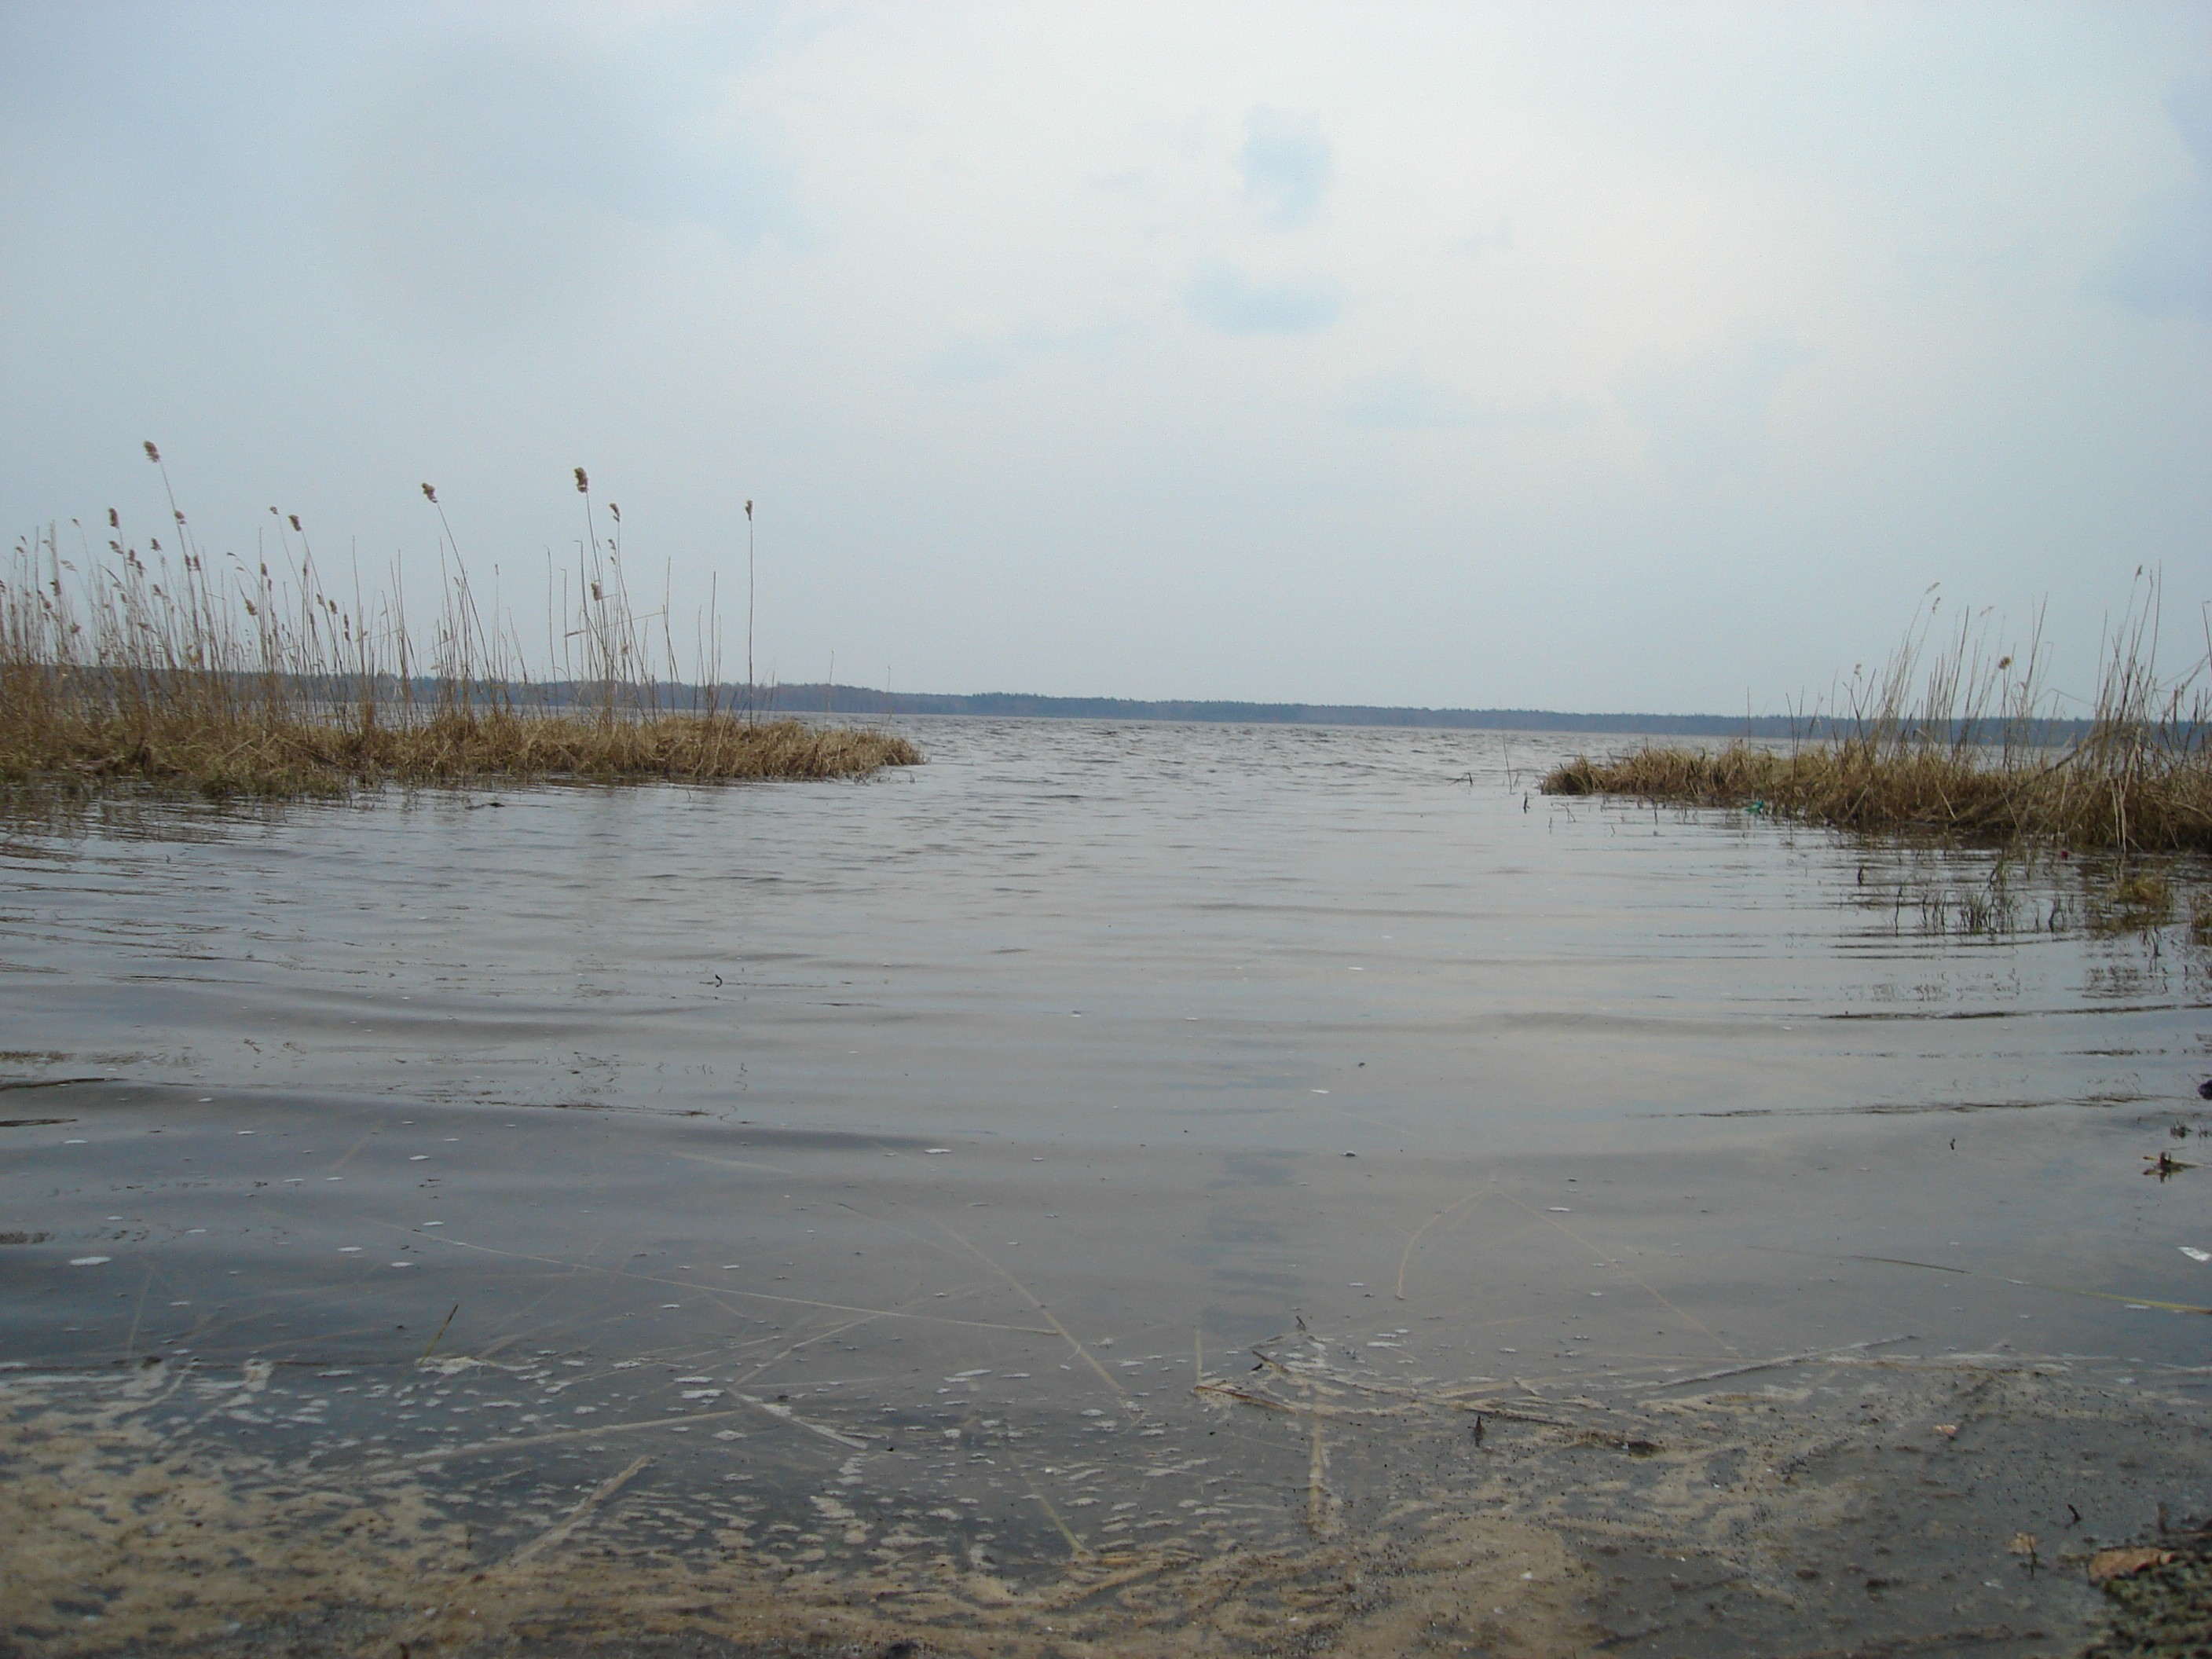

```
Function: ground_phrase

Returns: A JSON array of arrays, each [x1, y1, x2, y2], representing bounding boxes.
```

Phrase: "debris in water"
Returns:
[[2089, 1547, 2176, 1584]]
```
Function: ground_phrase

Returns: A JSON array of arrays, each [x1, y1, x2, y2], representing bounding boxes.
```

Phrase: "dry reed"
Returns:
[[2, 464, 917, 799], [1543, 585, 2211, 855]]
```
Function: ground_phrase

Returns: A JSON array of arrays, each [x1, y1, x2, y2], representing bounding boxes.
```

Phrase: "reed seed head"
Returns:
[[143, 441, 160, 464], [574, 467, 589, 494], [5, 477, 920, 799]]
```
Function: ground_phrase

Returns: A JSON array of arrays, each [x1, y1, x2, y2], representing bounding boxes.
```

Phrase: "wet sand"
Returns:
[[3, 718, 2208, 1655]]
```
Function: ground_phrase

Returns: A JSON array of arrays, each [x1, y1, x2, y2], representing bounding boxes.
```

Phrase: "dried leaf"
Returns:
[[2088, 1547, 2174, 1584]]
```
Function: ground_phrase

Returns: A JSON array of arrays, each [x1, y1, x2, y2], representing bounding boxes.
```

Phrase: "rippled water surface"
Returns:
[[4, 718, 2208, 1657]]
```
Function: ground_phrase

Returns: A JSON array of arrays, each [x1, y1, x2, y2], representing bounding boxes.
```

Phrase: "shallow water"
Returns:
[[3, 718, 2208, 1657]]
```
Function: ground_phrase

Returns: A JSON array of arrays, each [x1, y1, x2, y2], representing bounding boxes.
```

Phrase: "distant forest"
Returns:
[[544, 682, 2102, 743]]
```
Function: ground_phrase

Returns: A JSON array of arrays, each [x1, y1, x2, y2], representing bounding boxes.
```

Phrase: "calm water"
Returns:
[[6, 717, 2204, 1136], [3, 717, 2207, 1655]]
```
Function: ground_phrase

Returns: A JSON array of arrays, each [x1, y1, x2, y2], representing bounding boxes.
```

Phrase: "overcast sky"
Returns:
[[2, 2, 2207, 712]]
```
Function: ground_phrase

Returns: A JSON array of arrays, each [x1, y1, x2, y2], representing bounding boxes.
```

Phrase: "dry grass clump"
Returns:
[[3, 707, 916, 797], [1544, 585, 2210, 854], [2, 456, 918, 799], [2108, 868, 2174, 920], [1544, 739, 2210, 851]]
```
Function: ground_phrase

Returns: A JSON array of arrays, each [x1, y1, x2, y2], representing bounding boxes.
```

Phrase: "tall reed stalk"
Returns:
[[1543, 582, 2211, 854], [1, 460, 917, 798]]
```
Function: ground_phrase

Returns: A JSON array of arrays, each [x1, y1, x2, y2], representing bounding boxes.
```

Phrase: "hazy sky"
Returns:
[[2, 2, 2207, 712]]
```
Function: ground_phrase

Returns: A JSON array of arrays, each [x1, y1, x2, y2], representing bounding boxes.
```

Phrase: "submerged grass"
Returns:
[[4, 459, 917, 798], [1544, 585, 2212, 855]]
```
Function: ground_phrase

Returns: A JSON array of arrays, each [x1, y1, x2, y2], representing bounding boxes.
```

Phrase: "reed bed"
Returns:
[[1543, 588, 2211, 855], [2, 459, 917, 798], [1, 704, 918, 797]]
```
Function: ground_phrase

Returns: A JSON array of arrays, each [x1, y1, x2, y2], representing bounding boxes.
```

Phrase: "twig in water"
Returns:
[[1754, 1245, 2212, 1316], [503, 1455, 653, 1569], [1613, 1335, 1917, 1393], [1306, 1418, 1334, 1536]]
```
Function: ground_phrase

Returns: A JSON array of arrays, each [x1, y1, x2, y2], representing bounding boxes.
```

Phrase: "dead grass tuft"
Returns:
[[2, 706, 917, 797], [2110, 868, 2174, 920], [1544, 584, 2210, 855]]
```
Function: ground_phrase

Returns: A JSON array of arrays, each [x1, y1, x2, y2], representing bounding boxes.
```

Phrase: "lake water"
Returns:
[[3, 718, 2207, 1657]]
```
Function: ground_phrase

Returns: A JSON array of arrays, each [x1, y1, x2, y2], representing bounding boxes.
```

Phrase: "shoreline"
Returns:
[[5, 1084, 2204, 1659]]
